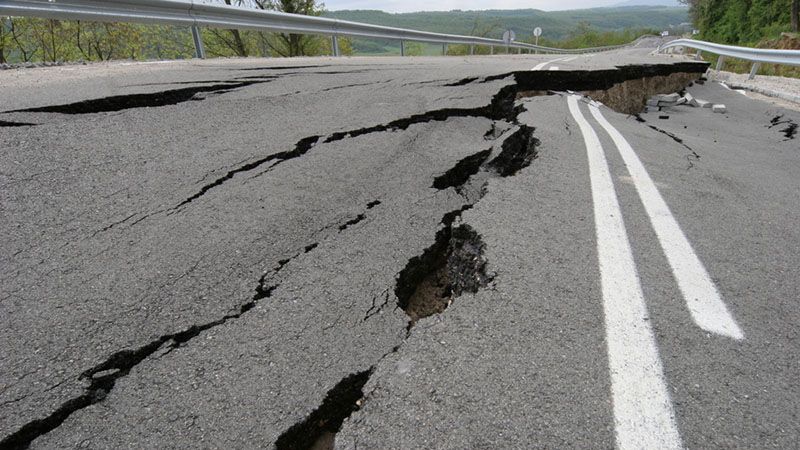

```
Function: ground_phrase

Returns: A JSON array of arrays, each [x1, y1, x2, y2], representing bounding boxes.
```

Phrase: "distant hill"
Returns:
[[323, 6, 689, 43], [614, 0, 683, 6]]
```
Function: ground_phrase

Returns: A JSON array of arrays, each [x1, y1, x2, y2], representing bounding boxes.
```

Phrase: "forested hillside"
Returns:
[[0, 3, 688, 64], [324, 6, 689, 42], [683, 0, 798, 44]]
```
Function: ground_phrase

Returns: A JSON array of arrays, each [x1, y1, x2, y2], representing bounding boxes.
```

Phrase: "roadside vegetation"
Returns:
[[0, 1, 685, 65], [680, 0, 800, 78]]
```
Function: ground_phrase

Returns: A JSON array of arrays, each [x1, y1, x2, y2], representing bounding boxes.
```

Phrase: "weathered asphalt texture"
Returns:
[[1, 40, 799, 448]]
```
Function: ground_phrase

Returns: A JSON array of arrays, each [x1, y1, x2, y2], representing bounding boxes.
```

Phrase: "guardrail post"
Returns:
[[331, 35, 340, 57], [191, 26, 205, 59], [716, 55, 725, 72], [748, 62, 761, 80], [470, 44, 474, 55], [400, 40, 405, 57], [490, 45, 494, 55], [695, 50, 703, 60], [442, 43, 447, 56]]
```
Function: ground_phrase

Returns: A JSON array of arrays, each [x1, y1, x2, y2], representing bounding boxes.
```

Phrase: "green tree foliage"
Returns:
[[681, 0, 796, 44], [0, 0, 344, 64]]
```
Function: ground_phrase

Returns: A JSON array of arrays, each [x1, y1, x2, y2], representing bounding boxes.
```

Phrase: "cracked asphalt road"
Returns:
[[2, 39, 800, 449]]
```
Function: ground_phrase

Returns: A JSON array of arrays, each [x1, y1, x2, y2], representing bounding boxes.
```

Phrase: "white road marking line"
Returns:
[[589, 103, 745, 340], [562, 56, 579, 62], [549, 66, 560, 71], [567, 95, 683, 450], [531, 56, 568, 71]]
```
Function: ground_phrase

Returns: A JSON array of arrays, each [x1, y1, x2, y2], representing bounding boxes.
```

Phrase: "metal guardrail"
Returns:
[[659, 38, 800, 80], [0, 0, 647, 59]]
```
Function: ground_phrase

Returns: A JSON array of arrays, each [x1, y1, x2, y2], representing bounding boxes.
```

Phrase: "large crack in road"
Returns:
[[0, 61, 709, 449]]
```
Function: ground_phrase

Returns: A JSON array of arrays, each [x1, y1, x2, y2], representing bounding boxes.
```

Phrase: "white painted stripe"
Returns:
[[549, 66, 560, 71], [562, 56, 579, 62], [531, 56, 568, 71], [589, 103, 745, 340], [567, 95, 683, 450]]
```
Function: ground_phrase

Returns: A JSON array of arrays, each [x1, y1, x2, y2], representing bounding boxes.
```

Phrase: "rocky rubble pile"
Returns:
[[646, 92, 726, 114]]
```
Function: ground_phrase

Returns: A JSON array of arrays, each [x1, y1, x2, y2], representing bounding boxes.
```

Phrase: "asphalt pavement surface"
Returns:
[[1, 38, 799, 449]]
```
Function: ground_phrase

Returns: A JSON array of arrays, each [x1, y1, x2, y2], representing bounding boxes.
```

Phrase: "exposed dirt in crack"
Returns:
[[395, 222, 492, 326], [274, 370, 372, 450], [7, 80, 270, 115]]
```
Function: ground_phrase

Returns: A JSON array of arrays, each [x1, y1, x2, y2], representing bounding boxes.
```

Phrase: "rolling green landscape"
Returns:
[[0, 4, 689, 63], [325, 6, 690, 55]]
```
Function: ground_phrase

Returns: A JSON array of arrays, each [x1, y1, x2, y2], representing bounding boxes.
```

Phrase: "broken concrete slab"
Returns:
[[712, 104, 727, 113]]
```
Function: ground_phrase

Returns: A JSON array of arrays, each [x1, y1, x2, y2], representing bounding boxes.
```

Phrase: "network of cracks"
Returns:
[[0, 61, 714, 449]]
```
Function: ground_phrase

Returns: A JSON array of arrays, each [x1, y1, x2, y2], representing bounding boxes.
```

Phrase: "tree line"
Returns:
[[0, 0, 354, 64], [680, 0, 799, 44]]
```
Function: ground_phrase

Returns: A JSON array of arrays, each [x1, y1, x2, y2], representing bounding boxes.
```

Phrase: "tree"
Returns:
[[222, 0, 249, 56], [253, 0, 324, 56]]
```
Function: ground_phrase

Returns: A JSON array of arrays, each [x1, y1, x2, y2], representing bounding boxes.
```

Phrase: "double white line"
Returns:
[[566, 95, 744, 449]]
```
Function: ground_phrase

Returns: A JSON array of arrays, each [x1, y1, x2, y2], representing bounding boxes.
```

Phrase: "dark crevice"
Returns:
[[98, 62, 706, 228], [0, 278, 279, 450], [338, 214, 366, 231], [486, 125, 539, 177], [645, 124, 701, 169], [8, 80, 269, 115], [274, 370, 372, 450], [366, 200, 381, 209], [395, 221, 492, 328], [124, 79, 255, 87], [781, 123, 798, 140], [1, 236, 330, 448], [431, 149, 492, 191], [0, 120, 37, 127], [90, 213, 138, 237], [233, 64, 336, 71], [769, 115, 797, 140], [170, 136, 320, 211], [444, 76, 479, 87]]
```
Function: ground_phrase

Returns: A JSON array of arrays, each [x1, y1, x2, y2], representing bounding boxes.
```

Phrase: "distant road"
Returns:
[[2, 40, 799, 449]]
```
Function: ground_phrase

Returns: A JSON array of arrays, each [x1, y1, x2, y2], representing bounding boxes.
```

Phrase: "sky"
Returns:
[[323, 0, 641, 13]]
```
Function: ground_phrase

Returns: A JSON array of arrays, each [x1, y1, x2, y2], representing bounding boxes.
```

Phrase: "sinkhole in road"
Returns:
[[395, 223, 492, 326]]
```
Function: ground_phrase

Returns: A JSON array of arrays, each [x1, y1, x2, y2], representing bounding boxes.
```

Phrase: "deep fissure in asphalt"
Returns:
[[274, 370, 373, 450], [0, 61, 710, 448], [8, 80, 270, 114], [0, 120, 36, 127]]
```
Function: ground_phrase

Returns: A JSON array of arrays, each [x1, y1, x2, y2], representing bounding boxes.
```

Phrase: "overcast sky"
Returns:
[[322, 0, 631, 13]]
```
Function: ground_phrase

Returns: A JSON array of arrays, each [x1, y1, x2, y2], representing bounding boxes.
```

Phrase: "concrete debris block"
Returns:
[[683, 93, 699, 107], [658, 93, 681, 103], [712, 104, 727, 113], [676, 97, 688, 105], [697, 99, 712, 108], [646, 98, 660, 107]]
